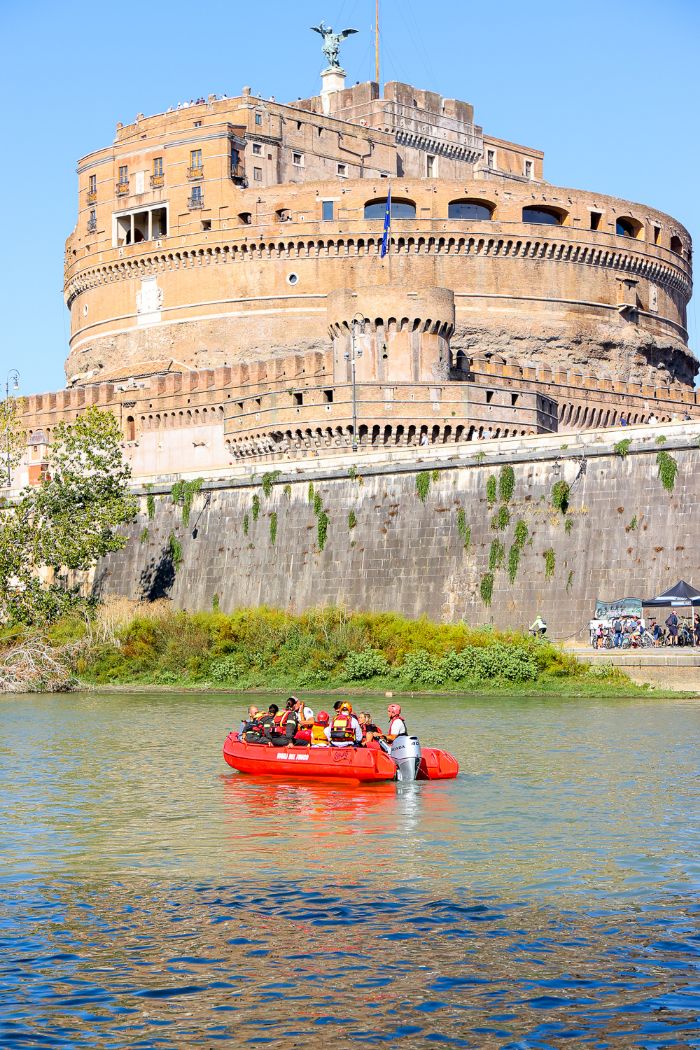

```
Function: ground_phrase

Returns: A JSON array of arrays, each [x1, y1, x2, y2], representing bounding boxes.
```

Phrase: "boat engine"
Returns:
[[389, 734, 422, 781]]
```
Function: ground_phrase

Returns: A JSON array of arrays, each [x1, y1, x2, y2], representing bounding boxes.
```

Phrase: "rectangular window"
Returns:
[[193, 120, 202, 128], [323, 389, 333, 403], [88, 174, 96, 194], [485, 390, 494, 404], [653, 225, 661, 244], [252, 143, 262, 155], [293, 392, 303, 406], [322, 200, 334, 221], [255, 112, 262, 125], [113, 204, 168, 246], [486, 150, 495, 169], [253, 166, 262, 181], [590, 211, 602, 231], [201, 219, 211, 231], [87, 208, 97, 233], [190, 149, 202, 170], [118, 165, 128, 183], [524, 159, 533, 179], [191, 185, 202, 202], [426, 154, 436, 177], [292, 151, 304, 166], [153, 157, 163, 176], [337, 163, 347, 177]]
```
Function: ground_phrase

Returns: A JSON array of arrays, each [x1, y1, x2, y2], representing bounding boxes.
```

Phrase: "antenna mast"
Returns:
[[375, 0, 380, 86]]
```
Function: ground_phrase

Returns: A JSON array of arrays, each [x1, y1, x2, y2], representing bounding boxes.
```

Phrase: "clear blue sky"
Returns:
[[2, 0, 698, 395]]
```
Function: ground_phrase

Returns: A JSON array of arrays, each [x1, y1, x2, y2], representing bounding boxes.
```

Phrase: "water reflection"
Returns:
[[1, 691, 698, 1047]]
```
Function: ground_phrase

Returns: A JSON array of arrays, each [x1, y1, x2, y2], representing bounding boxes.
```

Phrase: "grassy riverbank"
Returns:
[[0, 600, 663, 696]]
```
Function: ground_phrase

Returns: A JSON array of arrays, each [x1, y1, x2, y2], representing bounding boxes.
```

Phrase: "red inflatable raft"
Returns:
[[222, 733, 459, 783]]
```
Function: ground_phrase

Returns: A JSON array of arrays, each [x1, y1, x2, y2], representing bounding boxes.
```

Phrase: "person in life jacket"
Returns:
[[386, 703, 407, 741], [310, 711, 331, 746], [330, 702, 362, 747], [358, 711, 384, 749]]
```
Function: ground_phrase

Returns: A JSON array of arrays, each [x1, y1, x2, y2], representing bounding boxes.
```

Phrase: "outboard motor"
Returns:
[[389, 734, 422, 782]]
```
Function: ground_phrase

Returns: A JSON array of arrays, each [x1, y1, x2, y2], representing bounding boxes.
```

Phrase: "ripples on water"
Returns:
[[0, 692, 698, 1048]]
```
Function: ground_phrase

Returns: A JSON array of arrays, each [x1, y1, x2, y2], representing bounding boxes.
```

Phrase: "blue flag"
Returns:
[[380, 188, 391, 258]]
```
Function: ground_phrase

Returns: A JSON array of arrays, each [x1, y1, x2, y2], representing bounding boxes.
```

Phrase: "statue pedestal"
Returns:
[[320, 66, 346, 114]]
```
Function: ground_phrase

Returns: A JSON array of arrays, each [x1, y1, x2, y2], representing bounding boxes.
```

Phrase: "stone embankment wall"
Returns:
[[95, 423, 700, 639]]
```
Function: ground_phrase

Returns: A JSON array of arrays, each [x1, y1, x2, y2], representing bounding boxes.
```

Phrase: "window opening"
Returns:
[[364, 197, 416, 219], [292, 151, 304, 166], [188, 185, 203, 208], [653, 225, 661, 244], [323, 389, 334, 403], [254, 167, 262, 181], [293, 392, 303, 406], [322, 200, 334, 221], [590, 211, 602, 231], [485, 390, 494, 404], [448, 199, 493, 220], [522, 206, 563, 226], [670, 235, 683, 255], [114, 204, 168, 246], [252, 143, 262, 155], [426, 154, 436, 177], [337, 163, 347, 177], [255, 112, 262, 125], [486, 149, 496, 168], [524, 159, 533, 179]]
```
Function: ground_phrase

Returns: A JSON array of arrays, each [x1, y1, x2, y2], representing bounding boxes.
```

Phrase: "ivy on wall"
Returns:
[[416, 471, 431, 502], [252, 494, 261, 521], [656, 451, 678, 492], [261, 470, 281, 498], [551, 480, 570, 515], [168, 532, 183, 570], [269, 511, 278, 545], [486, 475, 497, 507], [499, 465, 515, 503], [544, 548, 556, 579], [456, 507, 470, 548], [171, 478, 203, 526], [480, 573, 494, 606]]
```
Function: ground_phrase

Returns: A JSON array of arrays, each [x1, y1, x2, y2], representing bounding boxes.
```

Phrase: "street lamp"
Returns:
[[4, 369, 20, 488], [345, 313, 365, 453]]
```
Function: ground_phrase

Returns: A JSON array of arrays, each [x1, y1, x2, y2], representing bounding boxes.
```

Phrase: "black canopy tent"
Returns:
[[642, 581, 700, 644], [642, 580, 700, 608]]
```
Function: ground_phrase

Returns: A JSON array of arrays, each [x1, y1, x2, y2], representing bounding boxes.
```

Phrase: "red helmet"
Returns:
[[317, 711, 330, 725]]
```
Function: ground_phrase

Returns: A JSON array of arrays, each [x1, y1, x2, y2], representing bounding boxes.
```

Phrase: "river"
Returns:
[[1, 691, 698, 1048]]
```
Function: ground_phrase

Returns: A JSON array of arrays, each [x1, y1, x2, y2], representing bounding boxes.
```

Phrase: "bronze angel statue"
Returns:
[[311, 22, 358, 69]]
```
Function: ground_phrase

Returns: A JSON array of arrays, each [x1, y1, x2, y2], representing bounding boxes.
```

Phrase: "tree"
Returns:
[[0, 407, 137, 625], [0, 395, 26, 487]]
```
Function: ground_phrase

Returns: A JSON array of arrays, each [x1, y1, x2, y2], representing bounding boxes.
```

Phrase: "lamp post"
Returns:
[[345, 313, 365, 453], [4, 368, 20, 488]]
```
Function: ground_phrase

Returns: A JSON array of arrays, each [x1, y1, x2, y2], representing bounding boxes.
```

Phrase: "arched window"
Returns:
[[364, 197, 416, 219], [125, 416, 135, 442], [616, 217, 642, 238], [448, 199, 494, 220], [670, 235, 683, 255], [522, 206, 564, 226]]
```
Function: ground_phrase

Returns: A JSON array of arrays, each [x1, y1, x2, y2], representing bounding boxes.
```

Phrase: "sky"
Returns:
[[1, 0, 699, 396]]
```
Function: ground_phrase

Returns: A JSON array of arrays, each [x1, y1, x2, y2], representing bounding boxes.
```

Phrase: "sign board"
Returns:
[[594, 597, 643, 619]]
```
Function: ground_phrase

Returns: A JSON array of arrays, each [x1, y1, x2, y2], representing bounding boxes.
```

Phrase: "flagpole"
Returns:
[[375, 0, 380, 86]]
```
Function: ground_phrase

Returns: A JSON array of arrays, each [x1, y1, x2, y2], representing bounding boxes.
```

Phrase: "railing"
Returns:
[[86, 190, 97, 204], [87, 217, 97, 233], [188, 194, 204, 209], [116, 181, 129, 196], [187, 165, 204, 180], [230, 164, 246, 185], [150, 173, 165, 188]]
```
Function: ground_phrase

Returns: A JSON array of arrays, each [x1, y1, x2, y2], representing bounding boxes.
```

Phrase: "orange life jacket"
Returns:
[[310, 723, 329, 745], [330, 713, 355, 742]]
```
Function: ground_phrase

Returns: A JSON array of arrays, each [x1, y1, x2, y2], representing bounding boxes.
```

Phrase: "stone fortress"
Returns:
[[13, 44, 698, 483]]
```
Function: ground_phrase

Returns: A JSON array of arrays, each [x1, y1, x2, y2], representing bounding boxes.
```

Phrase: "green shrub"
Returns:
[[252, 494, 261, 521], [139, 527, 149, 544], [209, 655, 248, 683], [564, 517, 574, 534], [261, 470, 281, 498], [507, 544, 520, 584], [145, 486, 156, 520], [283, 484, 292, 499], [499, 465, 515, 503], [614, 438, 632, 458], [344, 647, 390, 680], [168, 533, 183, 569], [400, 649, 448, 686], [489, 539, 505, 571], [212, 593, 220, 612], [269, 511, 278, 545], [313, 491, 323, 516], [308, 482, 315, 503], [456, 507, 470, 548], [243, 513, 249, 536], [544, 547, 556, 579], [317, 510, 329, 551], [348, 509, 357, 530], [416, 471, 431, 502], [431, 469, 439, 482], [514, 519, 528, 548], [492, 505, 510, 531], [655, 434, 666, 446], [486, 475, 497, 506], [656, 451, 677, 492], [480, 573, 494, 606], [551, 480, 570, 514]]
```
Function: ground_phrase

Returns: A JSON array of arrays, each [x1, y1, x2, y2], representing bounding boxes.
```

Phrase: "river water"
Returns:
[[0, 691, 698, 1048]]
